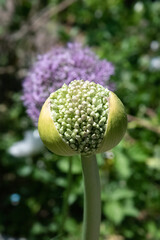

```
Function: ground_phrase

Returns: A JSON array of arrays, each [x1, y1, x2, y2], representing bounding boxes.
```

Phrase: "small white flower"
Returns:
[[8, 130, 44, 157], [150, 57, 160, 71], [134, 2, 144, 12], [150, 41, 159, 51], [103, 151, 114, 159]]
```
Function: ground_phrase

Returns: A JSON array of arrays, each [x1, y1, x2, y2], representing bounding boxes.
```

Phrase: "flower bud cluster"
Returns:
[[49, 80, 110, 154]]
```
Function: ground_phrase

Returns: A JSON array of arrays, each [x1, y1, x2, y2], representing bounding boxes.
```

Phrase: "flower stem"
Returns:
[[59, 156, 73, 238], [81, 154, 101, 240]]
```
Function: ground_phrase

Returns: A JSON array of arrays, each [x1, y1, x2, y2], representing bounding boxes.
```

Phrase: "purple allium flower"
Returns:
[[22, 43, 115, 125]]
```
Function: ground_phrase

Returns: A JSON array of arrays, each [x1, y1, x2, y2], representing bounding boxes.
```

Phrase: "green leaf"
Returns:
[[17, 165, 32, 177], [27, 198, 41, 214], [123, 199, 139, 217], [147, 146, 160, 170], [57, 156, 81, 174], [114, 150, 131, 179], [33, 168, 53, 182], [127, 143, 148, 162], [31, 222, 46, 235], [64, 218, 79, 234], [104, 201, 125, 225], [110, 188, 135, 201]]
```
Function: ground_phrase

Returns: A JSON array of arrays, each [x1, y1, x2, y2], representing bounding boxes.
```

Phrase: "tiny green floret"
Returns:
[[49, 80, 109, 155]]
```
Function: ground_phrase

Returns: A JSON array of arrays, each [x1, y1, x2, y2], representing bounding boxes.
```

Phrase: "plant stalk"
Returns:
[[59, 156, 73, 238], [81, 154, 101, 240]]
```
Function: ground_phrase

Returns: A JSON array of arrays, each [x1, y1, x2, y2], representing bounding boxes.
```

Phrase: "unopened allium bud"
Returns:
[[38, 80, 127, 156]]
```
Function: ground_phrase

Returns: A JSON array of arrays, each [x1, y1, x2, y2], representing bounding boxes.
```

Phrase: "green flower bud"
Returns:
[[38, 80, 127, 156]]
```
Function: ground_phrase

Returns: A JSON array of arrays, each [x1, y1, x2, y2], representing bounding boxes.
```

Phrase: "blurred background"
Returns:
[[0, 0, 160, 239]]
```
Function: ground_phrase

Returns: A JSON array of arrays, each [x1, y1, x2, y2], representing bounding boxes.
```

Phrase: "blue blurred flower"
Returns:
[[10, 193, 21, 206]]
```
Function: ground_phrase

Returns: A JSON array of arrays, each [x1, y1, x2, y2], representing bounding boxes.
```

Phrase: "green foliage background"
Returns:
[[0, 0, 160, 239]]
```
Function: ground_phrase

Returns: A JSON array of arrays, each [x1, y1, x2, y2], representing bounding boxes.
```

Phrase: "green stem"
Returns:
[[81, 154, 101, 240], [59, 156, 73, 238]]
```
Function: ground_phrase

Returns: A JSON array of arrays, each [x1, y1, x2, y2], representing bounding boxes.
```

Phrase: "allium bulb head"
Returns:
[[38, 80, 127, 156]]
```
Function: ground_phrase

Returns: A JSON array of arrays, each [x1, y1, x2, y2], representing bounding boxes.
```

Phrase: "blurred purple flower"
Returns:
[[22, 43, 115, 125]]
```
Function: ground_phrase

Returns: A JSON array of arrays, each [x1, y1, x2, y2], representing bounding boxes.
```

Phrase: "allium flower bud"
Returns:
[[38, 80, 127, 156]]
